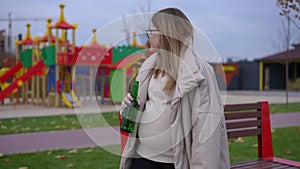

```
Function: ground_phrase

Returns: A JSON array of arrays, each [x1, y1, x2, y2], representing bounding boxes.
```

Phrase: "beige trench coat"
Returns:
[[119, 47, 230, 169]]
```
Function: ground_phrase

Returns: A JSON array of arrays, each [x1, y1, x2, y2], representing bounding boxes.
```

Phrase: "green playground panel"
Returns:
[[20, 49, 32, 67], [112, 45, 142, 64], [42, 45, 56, 66], [110, 69, 124, 102]]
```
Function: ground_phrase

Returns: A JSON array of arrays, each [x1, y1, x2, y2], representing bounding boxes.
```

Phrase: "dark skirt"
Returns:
[[130, 157, 175, 169]]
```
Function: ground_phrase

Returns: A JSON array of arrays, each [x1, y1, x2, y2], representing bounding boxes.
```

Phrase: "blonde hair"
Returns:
[[151, 8, 193, 95]]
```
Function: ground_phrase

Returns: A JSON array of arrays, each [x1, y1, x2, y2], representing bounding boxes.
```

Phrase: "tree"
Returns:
[[277, 0, 300, 31], [276, 1, 298, 104]]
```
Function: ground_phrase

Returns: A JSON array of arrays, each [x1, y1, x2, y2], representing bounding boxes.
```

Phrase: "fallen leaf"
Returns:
[[235, 137, 245, 143], [60, 154, 67, 159], [1, 125, 7, 129], [271, 129, 275, 133], [35, 128, 40, 131], [21, 127, 30, 131], [47, 151, 52, 155], [0, 153, 4, 158], [252, 144, 258, 148], [55, 125, 61, 129], [54, 155, 61, 158], [54, 154, 67, 159], [68, 149, 78, 154], [18, 167, 28, 169], [83, 149, 93, 153], [284, 150, 291, 155], [4, 158, 10, 162], [66, 163, 74, 168]]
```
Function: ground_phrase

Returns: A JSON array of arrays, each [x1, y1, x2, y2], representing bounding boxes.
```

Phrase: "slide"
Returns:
[[1, 82, 17, 95], [62, 90, 82, 108], [0, 62, 23, 83], [0, 68, 9, 76], [0, 60, 45, 101]]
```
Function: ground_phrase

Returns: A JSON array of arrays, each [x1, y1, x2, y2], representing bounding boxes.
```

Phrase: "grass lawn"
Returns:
[[269, 102, 300, 114], [0, 127, 299, 169], [0, 102, 299, 135], [0, 112, 120, 135], [0, 145, 121, 169], [229, 126, 300, 163]]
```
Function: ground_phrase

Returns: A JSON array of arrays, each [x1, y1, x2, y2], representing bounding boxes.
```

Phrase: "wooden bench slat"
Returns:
[[227, 128, 261, 138], [256, 162, 288, 169], [225, 111, 261, 120], [237, 162, 276, 169], [231, 159, 290, 169], [271, 165, 297, 169], [224, 102, 260, 111], [231, 159, 268, 168], [226, 120, 261, 130]]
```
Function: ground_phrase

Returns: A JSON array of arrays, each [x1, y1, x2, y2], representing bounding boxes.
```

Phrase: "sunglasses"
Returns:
[[146, 29, 159, 38]]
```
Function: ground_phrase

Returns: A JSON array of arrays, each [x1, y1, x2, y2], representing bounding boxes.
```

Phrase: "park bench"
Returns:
[[119, 101, 300, 168], [225, 101, 300, 168]]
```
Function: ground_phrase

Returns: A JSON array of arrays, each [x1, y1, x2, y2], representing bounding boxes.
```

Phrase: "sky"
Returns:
[[0, 0, 299, 62]]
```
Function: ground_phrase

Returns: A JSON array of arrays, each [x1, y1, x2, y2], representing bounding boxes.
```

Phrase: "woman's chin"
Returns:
[[149, 47, 158, 53]]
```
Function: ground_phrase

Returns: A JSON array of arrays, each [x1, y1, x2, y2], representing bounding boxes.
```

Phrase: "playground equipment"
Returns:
[[76, 29, 147, 104], [0, 23, 46, 105], [45, 4, 81, 107], [0, 3, 149, 108], [0, 68, 17, 104], [0, 62, 22, 83], [61, 90, 82, 108], [0, 4, 81, 108]]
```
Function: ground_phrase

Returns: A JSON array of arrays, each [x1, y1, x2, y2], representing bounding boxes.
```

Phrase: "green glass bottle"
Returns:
[[120, 81, 139, 133]]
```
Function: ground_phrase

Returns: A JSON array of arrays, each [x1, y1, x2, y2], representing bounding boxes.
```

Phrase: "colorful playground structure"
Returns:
[[0, 4, 148, 108]]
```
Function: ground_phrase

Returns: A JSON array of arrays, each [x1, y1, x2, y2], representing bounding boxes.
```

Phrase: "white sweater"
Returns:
[[136, 73, 174, 163]]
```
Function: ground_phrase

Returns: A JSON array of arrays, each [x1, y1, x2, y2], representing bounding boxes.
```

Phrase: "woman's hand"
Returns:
[[120, 93, 141, 114]]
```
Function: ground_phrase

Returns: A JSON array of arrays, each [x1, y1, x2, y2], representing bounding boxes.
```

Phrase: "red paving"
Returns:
[[0, 112, 299, 155]]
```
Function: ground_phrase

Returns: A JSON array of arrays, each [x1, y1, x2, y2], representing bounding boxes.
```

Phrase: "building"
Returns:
[[0, 30, 5, 52], [219, 44, 300, 91], [213, 61, 260, 90], [259, 44, 300, 90]]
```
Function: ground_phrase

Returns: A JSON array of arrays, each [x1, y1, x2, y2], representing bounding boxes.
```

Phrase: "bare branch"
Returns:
[[289, 16, 300, 30]]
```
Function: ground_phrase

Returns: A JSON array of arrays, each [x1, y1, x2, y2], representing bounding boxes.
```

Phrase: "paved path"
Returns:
[[222, 90, 300, 104], [0, 127, 121, 155], [0, 103, 120, 119], [0, 90, 299, 119], [270, 112, 300, 128], [0, 112, 299, 155]]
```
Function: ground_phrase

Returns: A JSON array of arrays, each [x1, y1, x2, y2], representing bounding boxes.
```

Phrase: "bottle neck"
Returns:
[[131, 81, 139, 100]]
